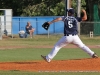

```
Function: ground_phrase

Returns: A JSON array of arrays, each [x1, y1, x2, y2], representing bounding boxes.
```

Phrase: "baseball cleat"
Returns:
[[92, 53, 98, 58], [41, 55, 51, 63]]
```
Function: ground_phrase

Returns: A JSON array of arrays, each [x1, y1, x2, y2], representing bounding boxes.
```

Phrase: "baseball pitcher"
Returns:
[[41, 8, 98, 62]]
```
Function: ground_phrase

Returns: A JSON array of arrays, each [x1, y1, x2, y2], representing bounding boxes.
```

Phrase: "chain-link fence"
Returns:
[[80, 22, 100, 36]]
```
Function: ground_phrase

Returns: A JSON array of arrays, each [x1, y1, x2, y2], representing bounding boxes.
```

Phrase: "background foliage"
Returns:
[[0, 0, 99, 20], [0, 0, 87, 16]]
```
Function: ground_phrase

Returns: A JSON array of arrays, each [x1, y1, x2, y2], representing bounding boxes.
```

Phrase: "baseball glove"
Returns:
[[42, 22, 50, 30]]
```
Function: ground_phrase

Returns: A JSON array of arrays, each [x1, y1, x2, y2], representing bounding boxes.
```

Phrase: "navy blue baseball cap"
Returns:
[[67, 8, 75, 14]]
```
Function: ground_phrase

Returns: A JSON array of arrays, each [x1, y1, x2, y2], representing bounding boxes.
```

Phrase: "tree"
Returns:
[[0, 0, 87, 16], [0, 0, 40, 16], [21, 0, 64, 16], [0, 0, 64, 16], [71, 0, 86, 11]]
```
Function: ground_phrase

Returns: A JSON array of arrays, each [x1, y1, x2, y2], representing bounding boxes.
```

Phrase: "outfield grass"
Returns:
[[0, 35, 100, 75], [0, 71, 100, 75], [1, 35, 100, 46], [0, 48, 99, 62]]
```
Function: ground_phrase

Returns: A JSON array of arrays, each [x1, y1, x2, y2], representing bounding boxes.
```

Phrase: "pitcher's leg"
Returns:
[[46, 45, 62, 60], [81, 45, 94, 56], [46, 36, 68, 60], [73, 35, 95, 57]]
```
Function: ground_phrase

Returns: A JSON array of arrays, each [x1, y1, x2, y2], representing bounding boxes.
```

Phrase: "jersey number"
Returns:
[[68, 21, 73, 28]]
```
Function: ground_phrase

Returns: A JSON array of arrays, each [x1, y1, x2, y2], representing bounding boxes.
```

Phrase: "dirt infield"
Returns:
[[0, 58, 100, 72]]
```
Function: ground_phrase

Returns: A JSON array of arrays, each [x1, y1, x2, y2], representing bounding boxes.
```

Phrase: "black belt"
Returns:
[[64, 34, 77, 36]]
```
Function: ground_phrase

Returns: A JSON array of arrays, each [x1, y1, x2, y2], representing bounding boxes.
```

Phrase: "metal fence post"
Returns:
[[0, 17, 2, 40], [77, 0, 81, 36]]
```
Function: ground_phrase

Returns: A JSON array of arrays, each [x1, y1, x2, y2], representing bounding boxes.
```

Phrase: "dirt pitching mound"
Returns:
[[0, 58, 100, 72]]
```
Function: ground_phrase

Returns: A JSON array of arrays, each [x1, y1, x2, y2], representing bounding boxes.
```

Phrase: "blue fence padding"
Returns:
[[12, 16, 64, 35], [55, 21, 64, 33], [12, 18, 20, 34]]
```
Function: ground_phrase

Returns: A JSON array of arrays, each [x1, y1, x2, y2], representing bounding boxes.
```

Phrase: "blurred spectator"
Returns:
[[25, 22, 35, 38]]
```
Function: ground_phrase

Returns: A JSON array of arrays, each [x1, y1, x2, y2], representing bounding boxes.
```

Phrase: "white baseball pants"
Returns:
[[46, 35, 94, 60]]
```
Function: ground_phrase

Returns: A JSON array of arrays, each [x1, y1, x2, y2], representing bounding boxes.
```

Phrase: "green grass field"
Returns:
[[0, 35, 100, 75], [0, 48, 99, 62], [0, 71, 100, 75]]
